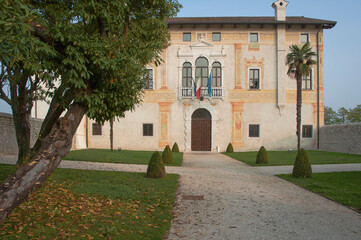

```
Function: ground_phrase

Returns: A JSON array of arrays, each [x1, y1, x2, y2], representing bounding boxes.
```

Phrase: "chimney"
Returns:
[[272, 0, 289, 21]]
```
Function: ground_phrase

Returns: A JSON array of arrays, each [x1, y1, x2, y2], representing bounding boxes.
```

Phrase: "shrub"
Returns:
[[292, 148, 312, 178], [226, 143, 234, 153], [256, 146, 269, 164], [146, 151, 166, 178], [162, 145, 173, 164], [172, 142, 179, 152]]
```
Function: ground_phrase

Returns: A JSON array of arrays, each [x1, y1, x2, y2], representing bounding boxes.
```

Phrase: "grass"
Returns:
[[278, 172, 361, 213], [223, 150, 361, 166], [0, 164, 179, 239], [63, 149, 183, 166]]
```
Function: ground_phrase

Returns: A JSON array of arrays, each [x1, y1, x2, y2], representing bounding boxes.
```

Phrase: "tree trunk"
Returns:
[[12, 108, 31, 167], [296, 77, 302, 150], [0, 102, 87, 224], [110, 119, 114, 152]]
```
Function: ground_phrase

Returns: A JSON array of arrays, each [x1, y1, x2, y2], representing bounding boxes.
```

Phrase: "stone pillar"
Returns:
[[231, 102, 244, 149], [158, 102, 172, 148]]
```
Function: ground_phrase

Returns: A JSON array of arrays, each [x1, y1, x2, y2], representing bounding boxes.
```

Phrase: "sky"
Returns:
[[0, 0, 360, 114]]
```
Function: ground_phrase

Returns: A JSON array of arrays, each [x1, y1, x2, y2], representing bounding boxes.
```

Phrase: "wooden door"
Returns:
[[191, 109, 212, 151]]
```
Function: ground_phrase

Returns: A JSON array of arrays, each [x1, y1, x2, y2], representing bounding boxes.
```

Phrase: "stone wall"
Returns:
[[320, 123, 361, 154], [0, 113, 43, 156]]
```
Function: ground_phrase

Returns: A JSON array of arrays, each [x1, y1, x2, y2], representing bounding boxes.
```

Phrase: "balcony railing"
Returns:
[[179, 87, 224, 99]]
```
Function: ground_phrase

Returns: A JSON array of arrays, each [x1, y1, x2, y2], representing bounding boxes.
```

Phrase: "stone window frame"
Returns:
[[249, 32, 259, 43], [248, 67, 261, 90], [302, 125, 313, 138], [249, 124, 260, 138], [144, 69, 154, 90], [212, 32, 221, 41], [302, 68, 313, 90], [300, 33, 310, 44], [92, 123, 102, 136], [183, 32, 191, 42], [143, 123, 153, 136]]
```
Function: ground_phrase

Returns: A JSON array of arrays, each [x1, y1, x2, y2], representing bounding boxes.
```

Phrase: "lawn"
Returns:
[[63, 149, 183, 166], [0, 164, 179, 239], [223, 150, 361, 166], [278, 172, 361, 213]]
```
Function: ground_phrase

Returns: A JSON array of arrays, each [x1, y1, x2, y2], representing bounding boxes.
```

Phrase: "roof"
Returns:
[[166, 16, 336, 29]]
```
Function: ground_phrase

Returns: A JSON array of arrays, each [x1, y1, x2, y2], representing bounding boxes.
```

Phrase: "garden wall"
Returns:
[[320, 123, 361, 154], [0, 113, 43, 156]]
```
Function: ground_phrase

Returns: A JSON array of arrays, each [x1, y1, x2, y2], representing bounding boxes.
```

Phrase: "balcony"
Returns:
[[179, 87, 224, 99]]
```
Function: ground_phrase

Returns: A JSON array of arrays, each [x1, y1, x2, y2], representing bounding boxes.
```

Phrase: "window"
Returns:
[[300, 33, 309, 43], [249, 124, 260, 137], [92, 123, 102, 135], [144, 69, 153, 90], [302, 125, 313, 138], [143, 124, 153, 136], [249, 68, 260, 89], [250, 33, 259, 42], [182, 62, 192, 87], [212, 32, 221, 41], [302, 69, 312, 90], [183, 32, 191, 42], [195, 57, 209, 87], [211, 62, 222, 87]]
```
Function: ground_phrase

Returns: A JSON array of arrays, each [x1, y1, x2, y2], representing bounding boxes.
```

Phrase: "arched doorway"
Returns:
[[191, 108, 211, 151]]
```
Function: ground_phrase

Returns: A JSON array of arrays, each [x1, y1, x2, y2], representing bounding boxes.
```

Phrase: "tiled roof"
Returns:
[[166, 16, 336, 29]]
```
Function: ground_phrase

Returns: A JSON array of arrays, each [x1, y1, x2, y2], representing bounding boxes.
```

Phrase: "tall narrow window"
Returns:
[[300, 33, 309, 43], [212, 32, 221, 41], [144, 69, 153, 90], [250, 33, 259, 42], [249, 124, 260, 137], [183, 32, 191, 42], [211, 62, 222, 87], [182, 62, 192, 87], [302, 125, 313, 138], [302, 70, 312, 90], [195, 57, 209, 87], [249, 69, 260, 89], [92, 123, 102, 135], [143, 124, 153, 136]]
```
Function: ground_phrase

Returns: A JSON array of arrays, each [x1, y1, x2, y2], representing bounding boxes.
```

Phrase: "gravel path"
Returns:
[[1, 154, 361, 239], [166, 153, 361, 240]]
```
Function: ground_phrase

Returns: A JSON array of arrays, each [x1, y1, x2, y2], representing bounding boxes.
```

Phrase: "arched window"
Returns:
[[195, 57, 209, 87], [182, 62, 192, 87], [212, 62, 222, 87]]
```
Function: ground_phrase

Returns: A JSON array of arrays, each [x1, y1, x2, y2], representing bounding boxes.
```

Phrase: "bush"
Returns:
[[292, 148, 312, 178], [226, 143, 234, 153], [256, 146, 269, 164], [162, 145, 173, 164], [172, 142, 179, 152], [146, 151, 166, 178]]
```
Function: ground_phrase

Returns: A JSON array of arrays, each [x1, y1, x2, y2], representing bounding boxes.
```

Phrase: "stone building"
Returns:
[[32, 0, 337, 152]]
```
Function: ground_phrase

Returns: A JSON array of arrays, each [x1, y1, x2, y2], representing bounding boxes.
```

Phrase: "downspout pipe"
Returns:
[[316, 24, 323, 149]]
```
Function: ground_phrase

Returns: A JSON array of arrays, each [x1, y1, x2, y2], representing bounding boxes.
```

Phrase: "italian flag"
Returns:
[[196, 72, 202, 99]]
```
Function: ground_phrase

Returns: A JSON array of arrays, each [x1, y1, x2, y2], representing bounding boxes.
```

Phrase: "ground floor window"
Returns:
[[92, 123, 102, 135], [302, 125, 313, 138], [143, 124, 153, 136], [249, 124, 260, 137]]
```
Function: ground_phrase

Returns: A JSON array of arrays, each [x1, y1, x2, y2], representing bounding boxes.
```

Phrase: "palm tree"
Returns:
[[286, 42, 316, 150]]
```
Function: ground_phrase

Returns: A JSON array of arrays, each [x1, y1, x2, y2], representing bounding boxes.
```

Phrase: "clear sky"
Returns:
[[0, 0, 360, 114]]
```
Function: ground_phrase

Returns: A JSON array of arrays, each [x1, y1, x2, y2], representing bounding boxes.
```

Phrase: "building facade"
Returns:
[[33, 0, 336, 152]]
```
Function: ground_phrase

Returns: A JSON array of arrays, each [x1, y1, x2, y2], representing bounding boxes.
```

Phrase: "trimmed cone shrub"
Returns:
[[172, 142, 179, 152], [292, 148, 312, 178], [162, 145, 173, 164], [226, 143, 234, 153], [146, 151, 166, 178], [256, 146, 269, 164]]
